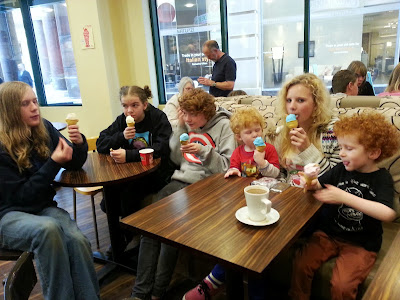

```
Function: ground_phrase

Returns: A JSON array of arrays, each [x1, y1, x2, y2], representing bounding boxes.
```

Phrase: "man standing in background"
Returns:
[[198, 40, 236, 97]]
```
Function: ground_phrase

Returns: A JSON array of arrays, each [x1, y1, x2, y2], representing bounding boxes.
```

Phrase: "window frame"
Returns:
[[3, 0, 81, 106]]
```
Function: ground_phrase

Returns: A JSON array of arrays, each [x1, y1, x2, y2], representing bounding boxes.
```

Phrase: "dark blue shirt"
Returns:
[[210, 53, 236, 97]]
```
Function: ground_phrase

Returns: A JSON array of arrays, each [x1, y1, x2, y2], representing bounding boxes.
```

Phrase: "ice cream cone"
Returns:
[[126, 116, 135, 127], [287, 120, 298, 129], [303, 174, 316, 193], [65, 119, 78, 126], [256, 145, 266, 152], [180, 140, 188, 146]]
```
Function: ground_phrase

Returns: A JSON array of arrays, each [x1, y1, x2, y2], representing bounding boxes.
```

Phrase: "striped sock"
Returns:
[[205, 272, 223, 290]]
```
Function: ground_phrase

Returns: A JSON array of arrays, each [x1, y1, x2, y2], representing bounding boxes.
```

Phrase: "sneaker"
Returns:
[[182, 280, 220, 300]]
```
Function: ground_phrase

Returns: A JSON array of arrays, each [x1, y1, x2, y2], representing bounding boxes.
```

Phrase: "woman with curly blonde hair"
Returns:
[[0, 82, 99, 299], [275, 73, 341, 186]]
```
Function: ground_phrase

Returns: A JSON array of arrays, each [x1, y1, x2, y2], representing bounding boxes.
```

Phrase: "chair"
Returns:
[[73, 137, 102, 250], [3, 251, 37, 300]]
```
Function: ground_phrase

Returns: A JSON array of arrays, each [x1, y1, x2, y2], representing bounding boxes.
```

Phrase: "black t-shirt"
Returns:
[[318, 163, 394, 252], [210, 53, 237, 97]]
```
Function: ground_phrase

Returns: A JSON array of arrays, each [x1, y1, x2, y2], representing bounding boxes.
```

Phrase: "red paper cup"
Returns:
[[139, 148, 154, 166]]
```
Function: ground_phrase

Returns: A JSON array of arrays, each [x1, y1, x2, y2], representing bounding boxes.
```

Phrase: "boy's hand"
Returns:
[[51, 138, 73, 164], [67, 124, 84, 145], [253, 149, 266, 167], [123, 126, 136, 140], [299, 171, 319, 190], [224, 168, 241, 178], [181, 143, 201, 154], [110, 148, 126, 163], [314, 184, 345, 205], [289, 128, 311, 152]]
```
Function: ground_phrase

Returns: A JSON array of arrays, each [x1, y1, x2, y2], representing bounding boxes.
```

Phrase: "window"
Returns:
[[153, 0, 222, 102], [151, 0, 400, 101], [0, 0, 81, 105], [310, 0, 400, 94]]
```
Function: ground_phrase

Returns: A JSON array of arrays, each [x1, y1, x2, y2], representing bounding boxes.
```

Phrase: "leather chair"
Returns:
[[3, 251, 37, 300]]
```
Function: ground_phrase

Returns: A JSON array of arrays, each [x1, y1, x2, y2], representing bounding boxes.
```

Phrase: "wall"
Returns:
[[41, 0, 156, 138]]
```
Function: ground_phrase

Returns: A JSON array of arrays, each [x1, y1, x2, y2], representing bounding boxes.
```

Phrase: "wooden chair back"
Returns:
[[87, 137, 99, 152]]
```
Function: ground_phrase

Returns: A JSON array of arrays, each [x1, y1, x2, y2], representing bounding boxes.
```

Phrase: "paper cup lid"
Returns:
[[139, 148, 154, 154]]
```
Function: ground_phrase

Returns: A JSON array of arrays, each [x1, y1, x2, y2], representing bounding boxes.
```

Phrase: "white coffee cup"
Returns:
[[244, 185, 272, 222]]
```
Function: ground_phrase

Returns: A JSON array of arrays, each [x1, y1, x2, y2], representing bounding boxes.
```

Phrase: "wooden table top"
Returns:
[[53, 152, 160, 187], [362, 228, 400, 300], [121, 174, 322, 274]]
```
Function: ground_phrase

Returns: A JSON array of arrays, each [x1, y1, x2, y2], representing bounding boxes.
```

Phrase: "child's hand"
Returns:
[[110, 148, 126, 163], [51, 138, 73, 164], [123, 126, 136, 140], [253, 149, 266, 167], [299, 171, 319, 190], [224, 168, 241, 178], [181, 143, 201, 154], [67, 124, 84, 145], [289, 128, 311, 152], [313, 184, 345, 205]]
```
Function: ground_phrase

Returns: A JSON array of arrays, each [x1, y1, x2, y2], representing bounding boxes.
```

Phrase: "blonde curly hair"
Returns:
[[277, 73, 331, 167], [334, 112, 400, 163]]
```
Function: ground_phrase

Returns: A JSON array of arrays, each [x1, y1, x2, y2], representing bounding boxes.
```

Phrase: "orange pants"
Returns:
[[289, 231, 377, 300]]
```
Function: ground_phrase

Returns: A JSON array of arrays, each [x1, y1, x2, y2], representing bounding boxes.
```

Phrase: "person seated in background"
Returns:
[[0, 81, 99, 300], [96, 85, 173, 251], [227, 89, 247, 97], [347, 61, 374, 96], [17, 63, 33, 87], [127, 88, 236, 300], [183, 106, 280, 300], [163, 77, 194, 127], [331, 70, 359, 96], [290, 112, 399, 300], [378, 63, 400, 97]]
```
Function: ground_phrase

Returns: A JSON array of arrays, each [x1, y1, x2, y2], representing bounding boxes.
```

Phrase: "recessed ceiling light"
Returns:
[[185, 3, 195, 8]]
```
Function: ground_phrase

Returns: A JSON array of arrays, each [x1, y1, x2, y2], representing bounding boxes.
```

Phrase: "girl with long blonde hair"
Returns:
[[0, 81, 99, 300], [275, 73, 341, 186]]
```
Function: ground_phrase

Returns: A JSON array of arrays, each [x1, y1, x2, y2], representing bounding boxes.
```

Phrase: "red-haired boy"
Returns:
[[290, 112, 400, 300]]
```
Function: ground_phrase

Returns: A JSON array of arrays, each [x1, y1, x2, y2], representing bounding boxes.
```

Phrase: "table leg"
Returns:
[[225, 269, 244, 300], [103, 186, 124, 263]]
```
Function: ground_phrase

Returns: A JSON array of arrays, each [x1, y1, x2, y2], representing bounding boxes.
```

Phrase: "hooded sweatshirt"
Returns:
[[170, 107, 236, 184]]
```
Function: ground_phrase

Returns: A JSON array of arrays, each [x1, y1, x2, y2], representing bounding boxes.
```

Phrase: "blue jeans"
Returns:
[[0, 206, 100, 300], [132, 180, 189, 299]]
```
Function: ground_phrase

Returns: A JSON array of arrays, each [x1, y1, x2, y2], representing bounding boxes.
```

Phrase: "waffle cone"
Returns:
[[180, 141, 188, 145], [66, 119, 78, 126], [256, 145, 266, 152], [126, 122, 135, 127]]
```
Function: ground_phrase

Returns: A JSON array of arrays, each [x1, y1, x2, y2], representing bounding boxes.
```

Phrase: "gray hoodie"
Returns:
[[170, 107, 236, 184]]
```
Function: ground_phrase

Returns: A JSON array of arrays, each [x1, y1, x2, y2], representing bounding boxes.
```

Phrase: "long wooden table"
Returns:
[[120, 173, 322, 275], [363, 228, 400, 300], [53, 152, 160, 269]]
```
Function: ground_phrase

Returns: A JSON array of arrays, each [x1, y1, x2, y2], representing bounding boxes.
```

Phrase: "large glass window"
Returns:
[[310, 0, 400, 94], [151, 0, 400, 101], [261, 0, 305, 95], [0, 0, 81, 105], [156, 0, 222, 101]]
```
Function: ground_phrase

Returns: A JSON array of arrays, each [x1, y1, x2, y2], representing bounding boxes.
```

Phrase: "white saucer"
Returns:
[[235, 207, 280, 226]]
